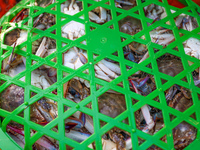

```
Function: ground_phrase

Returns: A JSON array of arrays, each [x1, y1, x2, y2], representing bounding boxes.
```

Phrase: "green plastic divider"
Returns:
[[0, 0, 200, 149]]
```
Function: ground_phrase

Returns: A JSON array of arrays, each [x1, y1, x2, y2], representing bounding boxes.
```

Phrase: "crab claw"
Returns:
[[89, 7, 107, 23]]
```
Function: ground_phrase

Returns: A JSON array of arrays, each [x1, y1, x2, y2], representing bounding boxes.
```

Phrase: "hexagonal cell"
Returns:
[[11, 8, 29, 23], [31, 64, 57, 89], [175, 14, 198, 31], [144, 4, 166, 21], [0, 84, 24, 113], [4, 29, 20, 46], [32, 13, 56, 31], [33, 135, 59, 149], [172, 121, 197, 149], [31, 36, 56, 57], [128, 71, 156, 96], [156, 53, 184, 81], [30, 97, 57, 125], [166, 85, 193, 113], [98, 91, 126, 119], [183, 37, 200, 65], [64, 111, 93, 143], [135, 104, 164, 135], [0, 79, 6, 86], [61, 0, 84, 15], [64, 77, 90, 102], [123, 40, 148, 63], [115, 0, 137, 10], [89, 6, 112, 25], [88, 141, 96, 149], [4, 29, 28, 47], [61, 20, 85, 40], [102, 127, 131, 150], [149, 27, 175, 46], [63, 47, 88, 70], [118, 16, 142, 35], [1, 52, 26, 74], [6, 122, 25, 149], [61, 1, 85, 40], [92, 57, 121, 82], [138, 136, 145, 146]]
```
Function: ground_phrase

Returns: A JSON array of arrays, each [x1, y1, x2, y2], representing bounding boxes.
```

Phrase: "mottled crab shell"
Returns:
[[0, 85, 24, 113]]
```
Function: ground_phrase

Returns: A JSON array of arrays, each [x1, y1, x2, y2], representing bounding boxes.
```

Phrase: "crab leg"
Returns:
[[8, 125, 58, 150], [73, 111, 94, 134], [131, 82, 154, 133]]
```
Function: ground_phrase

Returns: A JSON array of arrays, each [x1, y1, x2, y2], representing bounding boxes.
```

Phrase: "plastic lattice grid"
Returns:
[[0, 0, 200, 149]]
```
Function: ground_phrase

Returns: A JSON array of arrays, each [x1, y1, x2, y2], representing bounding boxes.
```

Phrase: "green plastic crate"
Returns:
[[0, 0, 200, 149]]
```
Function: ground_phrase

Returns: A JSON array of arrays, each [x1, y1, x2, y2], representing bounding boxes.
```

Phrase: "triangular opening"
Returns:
[[96, 83, 103, 91], [117, 81, 123, 88], [122, 117, 129, 125], [179, 32, 184, 37], [181, 76, 188, 83], [172, 46, 179, 52], [51, 6, 56, 11], [161, 78, 168, 84], [108, 24, 114, 30], [82, 68, 89, 75], [62, 42, 68, 48], [51, 124, 58, 133], [66, 144, 74, 150], [99, 119, 108, 129], [30, 90, 37, 98], [90, 25, 97, 32], [85, 101, 92, 110], [116, 12, 122, 16], [133, 10, 139, 14], [80, 39, 87, 45], [138, 136, 145, 145], [153, 96, 160, 103], [63, 104, 71, 113], [93, 53, 100, 61], [153, 48, 159, 53], [139, 34, 146, 40], [146, 63, 152, 69], [160, 135, 167, 143], [88, 141, 96, 149], [112, 50, 118, 57], [63, 70, 70, 78], [19, 76, 25, 82], [169, 113, 176, 121], [51, 30, 56, 34], [190, 112, 197, 120], [17, 109, 24, 118], [126, 65, 133, 70], [0, 79, 6, 86], [31, 59, 39, 66], [132, 98, 139, 105], [120, 36, 128, 43], [51, 88, 57, 95]]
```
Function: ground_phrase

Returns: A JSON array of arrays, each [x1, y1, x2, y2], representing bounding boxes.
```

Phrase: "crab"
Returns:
[[163, 85, 196, 149], [62, 46, 121, 84], [65, 78, 155, 149], [173, 12, 200, 75]]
